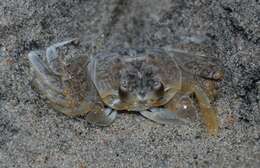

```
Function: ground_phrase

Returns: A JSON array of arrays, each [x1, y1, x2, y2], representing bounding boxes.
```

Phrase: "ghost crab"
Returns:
[[28, 38, 224, 135]]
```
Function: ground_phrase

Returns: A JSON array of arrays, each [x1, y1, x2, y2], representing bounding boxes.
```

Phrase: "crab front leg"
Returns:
[[28, 40, 117, 126], [181, 83, 219, 135], [140, 93, 198, 125], [141, 84, 218, 135]]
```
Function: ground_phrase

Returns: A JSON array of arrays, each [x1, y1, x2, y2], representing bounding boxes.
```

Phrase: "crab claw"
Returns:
[[85, 108, 117, 126]]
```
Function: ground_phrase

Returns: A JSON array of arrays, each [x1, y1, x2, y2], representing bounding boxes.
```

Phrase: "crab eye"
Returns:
[[121, 80, 127, 87], [119, 80, 129, 100], [153, 80, 161, 90], [120, 80, 128, 90]]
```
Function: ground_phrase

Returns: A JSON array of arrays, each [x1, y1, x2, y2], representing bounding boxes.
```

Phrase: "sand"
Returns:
[[0, 0, 259, 167]]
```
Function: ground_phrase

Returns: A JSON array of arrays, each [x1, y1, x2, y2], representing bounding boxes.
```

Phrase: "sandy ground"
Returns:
[[0, 0, 259, 167]]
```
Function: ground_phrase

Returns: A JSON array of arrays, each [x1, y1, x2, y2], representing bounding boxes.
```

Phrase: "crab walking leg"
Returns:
[[177, 35, 210, 45], [182, 83, 219, 135], [140, 108, 187, 125], [28, 51, 63, 92], [29, 51, 82, 110], [46, 38, 78, 61], [50, 101, 117, 126], [33, 77, 85, 111], [29, 49, 117, 126], [29, 51, 87, 109], [48, 100, 93, 117], [46, 38, 78, 74], [50, 96, 118, 126], [34, 75, 117, 125], [33, 78, 68, 106]]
